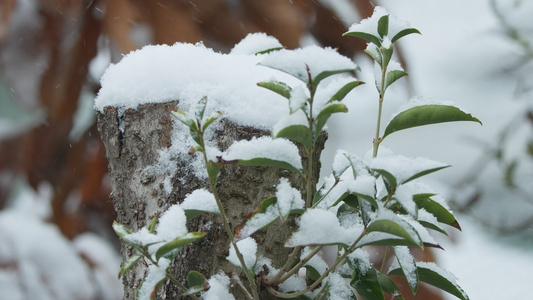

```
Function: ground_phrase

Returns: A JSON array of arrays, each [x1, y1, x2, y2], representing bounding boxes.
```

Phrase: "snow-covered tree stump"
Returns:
[[97, 101, 326, 299]]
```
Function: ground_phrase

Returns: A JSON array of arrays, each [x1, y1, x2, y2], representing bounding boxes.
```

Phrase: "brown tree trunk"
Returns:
[[97, 101, 326, 299]]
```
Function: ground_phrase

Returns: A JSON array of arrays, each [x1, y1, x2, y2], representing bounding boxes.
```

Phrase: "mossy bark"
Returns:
[[97, 101, 326, 299]]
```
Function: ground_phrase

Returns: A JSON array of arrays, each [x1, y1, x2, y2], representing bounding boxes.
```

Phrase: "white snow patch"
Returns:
[[181, 189, 219, 214], [227, 237, 258, 271], [202, 273, 235, 300], [230, 32, 282, 55], [370, 153, 447, 184], [222, 136, 302, 171], [137, 258, 170, 300], [156, 204, 188, 241], [275, 178, 304, 217]]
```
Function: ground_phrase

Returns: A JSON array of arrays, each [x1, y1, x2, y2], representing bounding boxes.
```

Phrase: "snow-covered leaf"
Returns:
[[382, 105, 482, 141], [155, 232, 206, 261], [377, 272, 404, 300], [413, 194, 461, 230], [223, 136, 303, 173], [236, 197, 278, 239], [389, 262, 469, 300], [257, 80, 292, 100], [370, 154, 449, 185], [350, 265, 384, 300], [366, 219, 422, 247], [393, 246, 419, 294], [228, 237, 258, 272], [312, 69, 357, 91], [273, 124, 312, 150], [118, 255, 141, 279], [136, 258, 170, 300], [181, 189, 220, 221], [194, 96, 208, 122]]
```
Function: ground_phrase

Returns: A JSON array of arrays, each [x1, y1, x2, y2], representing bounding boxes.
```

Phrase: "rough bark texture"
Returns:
[[97, 101, 327, 299]]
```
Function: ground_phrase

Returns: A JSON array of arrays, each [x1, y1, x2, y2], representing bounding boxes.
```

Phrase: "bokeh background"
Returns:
[[0, 0, 531, 299]]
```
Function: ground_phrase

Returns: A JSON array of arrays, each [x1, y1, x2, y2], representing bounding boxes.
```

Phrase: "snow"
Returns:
[[181, 189, 219, 214], [156, 204, 188, 241], [95, 40, 290, 130], [286, 208, 364, 247], [0, 210, 101, 300], [222, 136, 302, 171], [137, 258, 170, 300], [259, 46, 357, 84], [230, 32, 283, 55], [227, 237, 257, 271], [301, 246, 328, 275], [278, 274, 307, 293], [275, 178, 304, 217], [202, 273, 235, 300], [346, 6, 414, 41], [370, 152, 448, 184], [325, 272, 355, 299]]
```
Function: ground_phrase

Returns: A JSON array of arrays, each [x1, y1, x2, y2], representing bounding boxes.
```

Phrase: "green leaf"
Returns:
[[402, 165, 449, 184], [377, 15, 389, 37], [257, 80, 292, 100], [391, 28, 421, 43], [351, 266, 385, 300], [118, 255, 141, 279], [147, 215, 159, 234], [313, 69, 357, 91], [236, 157, 302, 174], [365, 46, 382, 66], [381, 46, 394, 70], [366, 219, 421, 247], [183, 271, 208, 296], [171, 110, 197, 131], [304, 265, 321, 282], [155, 232, 206, 261], [385, 70, 408, 91], [382, 105, 482, 141], [184, 207, 220, 222], [329, 80, 364, 103], [413, 194, 461, 230], [195, 96, 208, 121], [206, 161, 222, 184], [393, 246, 419, 294], [389, 263, 469, 300], [419, 220, 448, 236], [273, 124, 312, 150], [255, 46, 284, 55], [344, 31, 382, 47], [202, 111, 222, 131], [314, 103, 348, 141], [236, 197, 279, 239], [371, 168, 397, 194], [377, 272, 404, 300]]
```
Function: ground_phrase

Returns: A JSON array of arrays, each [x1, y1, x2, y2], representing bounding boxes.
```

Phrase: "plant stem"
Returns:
[[272, 245, 323, 285], [199, 131, 260, 300], [373, 56, 388, 158]]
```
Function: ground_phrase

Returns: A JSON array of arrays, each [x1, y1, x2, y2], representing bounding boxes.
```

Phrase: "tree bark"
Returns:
[[97, 101, 326, 299]]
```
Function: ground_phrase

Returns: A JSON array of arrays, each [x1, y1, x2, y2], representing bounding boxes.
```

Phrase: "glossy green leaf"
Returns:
[[171, 110, 197, 130], [351, 266, 384, 300], [366, 219, 421, 247], [391, 28, 421, 43], [389, 263, 469, 300], [419, 220, 448, 236], [377, 15, 389, 37], [413, 194, 461, 230], [273, 124, 312, 150], [257, 80, 292, 100], [155, 232, 206, 261], [313, 69, 357, 91], [195, 96, 208, 121], [183, 271, 208, 296], [118, 255, 141, 279], [344, 31, 382, 47], [329, 80, 363, 103], [385, 70, 408, 91], [377, 272, 404, 300], [402, 165, 449, 184], [382, 105, 482, 141], [314, 103, 348, 141]]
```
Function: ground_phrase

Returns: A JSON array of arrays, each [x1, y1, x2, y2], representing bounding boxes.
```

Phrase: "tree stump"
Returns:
[[97, 101, 326, 299]]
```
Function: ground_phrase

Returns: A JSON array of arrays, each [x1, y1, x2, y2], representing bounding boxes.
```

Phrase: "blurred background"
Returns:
[[0, 0, 531, 299]]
